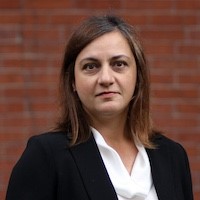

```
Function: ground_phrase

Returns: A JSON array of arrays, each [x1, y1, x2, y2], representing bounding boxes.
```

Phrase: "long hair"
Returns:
[[56, 15, 155, 148]]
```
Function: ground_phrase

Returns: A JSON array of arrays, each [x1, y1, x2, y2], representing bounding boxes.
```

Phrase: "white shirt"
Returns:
[[92, 127, 159, 200]]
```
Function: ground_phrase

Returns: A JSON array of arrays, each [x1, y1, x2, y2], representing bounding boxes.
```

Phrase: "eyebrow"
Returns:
[[110, 55, 130, 61], [80, 57, 99, 63], [79, 55, 130, 64]]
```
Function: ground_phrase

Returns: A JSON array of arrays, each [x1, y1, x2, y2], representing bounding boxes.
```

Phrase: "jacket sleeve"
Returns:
[[175, 143, 194, 200], [6, 136, 57, 200]]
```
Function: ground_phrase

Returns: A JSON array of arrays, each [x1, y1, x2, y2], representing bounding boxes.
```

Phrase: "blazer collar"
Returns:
[[70, 133, 176, 200], [146, 135, 175, 200], [69, 135, 118, 200]]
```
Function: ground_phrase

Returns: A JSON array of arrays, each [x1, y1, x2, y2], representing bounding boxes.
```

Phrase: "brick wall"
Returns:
[[0, 0, 199, 199]]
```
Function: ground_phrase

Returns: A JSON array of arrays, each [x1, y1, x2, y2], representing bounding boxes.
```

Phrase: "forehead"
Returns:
[[76, 31, 133, 60]]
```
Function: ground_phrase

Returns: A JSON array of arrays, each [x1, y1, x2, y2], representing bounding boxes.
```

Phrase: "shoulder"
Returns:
[[149, 132, 189, 162], [6, 132, 72, 199], [25, 131, 71, 156], [152, 132, 185, 150], [148, 133, 193, 199], [147, 132, 192, 175], [13, 131, 72, 171], [29, 131, 70, 145]]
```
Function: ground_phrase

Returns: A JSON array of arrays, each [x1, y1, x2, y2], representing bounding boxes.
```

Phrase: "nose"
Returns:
[[97, 65, 114, 87]]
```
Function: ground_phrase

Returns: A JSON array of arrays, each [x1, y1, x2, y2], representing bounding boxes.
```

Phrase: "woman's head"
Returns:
[[74, 30, 137, 124], [58, 15, 153, 147]]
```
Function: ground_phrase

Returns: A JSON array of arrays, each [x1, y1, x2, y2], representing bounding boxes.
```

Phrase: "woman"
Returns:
[[6, 15, 193, 200]]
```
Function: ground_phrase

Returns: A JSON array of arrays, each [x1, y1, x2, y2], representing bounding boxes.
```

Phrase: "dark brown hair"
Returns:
[[56, 15, 155, 148]]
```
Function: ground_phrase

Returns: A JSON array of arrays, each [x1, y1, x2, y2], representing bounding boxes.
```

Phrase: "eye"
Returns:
[[112, 60, 128, 69], [83, 63, 98, 71]]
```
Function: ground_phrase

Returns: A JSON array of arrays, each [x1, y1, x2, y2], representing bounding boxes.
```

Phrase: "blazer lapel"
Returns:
[[70, 135, 118, 200], [146, 136, 175, 200]]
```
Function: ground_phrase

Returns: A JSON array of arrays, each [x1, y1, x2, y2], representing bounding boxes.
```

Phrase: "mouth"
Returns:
[[95, 91, 120, 97]]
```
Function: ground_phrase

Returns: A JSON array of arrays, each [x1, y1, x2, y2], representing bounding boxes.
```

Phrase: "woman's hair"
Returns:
[[56, 15, 155, 148]]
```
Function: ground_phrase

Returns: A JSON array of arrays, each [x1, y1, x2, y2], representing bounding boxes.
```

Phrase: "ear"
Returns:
[[72, 83, 76, 92]]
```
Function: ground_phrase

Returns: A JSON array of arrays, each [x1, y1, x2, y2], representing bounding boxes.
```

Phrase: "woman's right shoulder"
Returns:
[[27, 131, 71, 150]]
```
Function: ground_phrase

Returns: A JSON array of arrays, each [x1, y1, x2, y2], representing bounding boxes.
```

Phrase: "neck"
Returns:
[[90, 114, 128, 142]]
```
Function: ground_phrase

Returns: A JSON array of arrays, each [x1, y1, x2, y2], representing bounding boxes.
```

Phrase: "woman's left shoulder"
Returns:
[[147, 132, 192, 170], [150, 132, 188, 157]]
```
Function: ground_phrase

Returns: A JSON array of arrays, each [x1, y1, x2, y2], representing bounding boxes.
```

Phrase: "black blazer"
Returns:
[[6, 132, 193, 200]]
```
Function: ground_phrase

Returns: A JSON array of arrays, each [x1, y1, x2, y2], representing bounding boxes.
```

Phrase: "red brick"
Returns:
[[49, 14, 88, 25], [0, 102, 24, 113], [191, 160, 200, 171], [22, 13, 50, 25], [34, 115, 57, 127], [0, 73, 24, 84], [0, 28, 21, 42], [175, 0, 200, 9], [2, 59, 23, 68], [4, 88, 24, 98], [178, 133, 200, 144], [178, 74, 200, 84], [84, 0, 121, 9], [150, 14, 198, 25], [29, 73, 59, 83], [189, 29, 200, 40], [151, 73, 173, 84], [141, 29, 184, 40], [23, 29, 60, 41], [176, 104, 200, 114], [24, 0, 72, 9], [0, 0, 21, 9], [123, 0, 173, 9], [151, 59, 198, 70], [30, 102, 57, 112], [21, 59, 51, 68], [24, 87, 56, 98], [151, 103, 174, 113], [123, 15, 150, 25], [0, 132, 27, 142], [1, 117, 31, 128], [0, 13, 22, 24], [178, 44, 200, 55], [21, 43, 63, 55], [145, 42, 174, 55], [154, 117, 199, 129], [153, 87, 198, 99], [194, 192, 200, 200], [1, 1, 200, 199], [0, 44, 22, 53]]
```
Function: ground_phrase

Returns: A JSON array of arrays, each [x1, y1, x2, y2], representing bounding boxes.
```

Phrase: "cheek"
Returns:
[[74, 69, 94, 105], [125, 72, 137, 94], [75, 79, 93, 101], [74, 70, 88, 96]]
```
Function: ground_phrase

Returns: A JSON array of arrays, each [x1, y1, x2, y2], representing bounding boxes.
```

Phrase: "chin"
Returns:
[[96, 107, 126, 117]]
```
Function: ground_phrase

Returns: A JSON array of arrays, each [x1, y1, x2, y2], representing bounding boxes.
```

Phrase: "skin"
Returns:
[[74, 30, 138, 173]]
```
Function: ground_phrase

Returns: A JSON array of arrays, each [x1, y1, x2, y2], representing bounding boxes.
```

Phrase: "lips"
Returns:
[[95, 91, 119, 97]]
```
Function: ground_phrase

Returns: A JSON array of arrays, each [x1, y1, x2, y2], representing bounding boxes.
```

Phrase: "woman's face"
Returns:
[[74, 31, 137, 122]]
